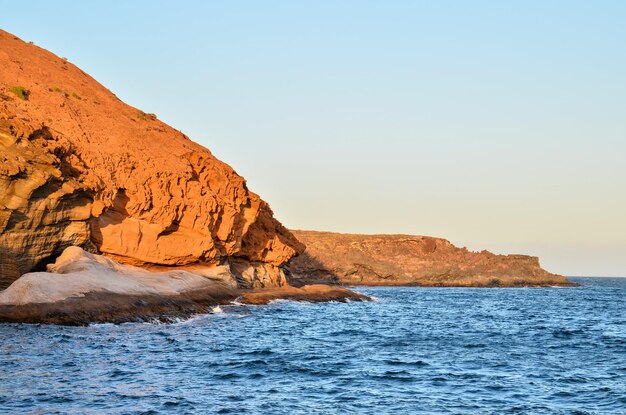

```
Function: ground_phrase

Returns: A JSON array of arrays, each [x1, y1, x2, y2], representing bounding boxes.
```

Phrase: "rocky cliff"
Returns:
[[286, 230, 573, 287], [0, 29, 304, 289]]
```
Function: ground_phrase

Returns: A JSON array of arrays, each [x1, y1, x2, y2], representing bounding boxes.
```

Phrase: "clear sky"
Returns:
[[2, 1, 625, 276]]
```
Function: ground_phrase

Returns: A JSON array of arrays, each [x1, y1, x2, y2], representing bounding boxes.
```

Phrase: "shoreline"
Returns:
[[337, 281, 578, 288], [0, 284, 369, 326], [0, 280, 582, 326], [0, 247, 575, 326]]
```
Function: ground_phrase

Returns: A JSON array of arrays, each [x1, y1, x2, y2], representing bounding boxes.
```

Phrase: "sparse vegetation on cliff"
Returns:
[[137, 110, 157, 121], [9, 86, 29, 100]]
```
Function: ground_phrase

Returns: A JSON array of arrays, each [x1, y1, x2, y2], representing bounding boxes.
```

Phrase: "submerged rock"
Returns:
[[286, 230, 574, 287]]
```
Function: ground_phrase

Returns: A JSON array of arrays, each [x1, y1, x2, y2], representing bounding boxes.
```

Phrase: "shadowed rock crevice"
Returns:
[[285, 252, 341, 287], [0, 247, 20, 290]]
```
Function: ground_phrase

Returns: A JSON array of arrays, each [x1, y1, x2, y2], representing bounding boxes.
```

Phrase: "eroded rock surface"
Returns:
[[0, 29, 303, 288], [287, 230, 573, 287], [0, 247, 237, 306], [0, 247, 19, 290]]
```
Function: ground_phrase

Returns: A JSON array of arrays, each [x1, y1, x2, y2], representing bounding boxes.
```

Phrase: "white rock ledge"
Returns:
[[0, 247, 233, 305]]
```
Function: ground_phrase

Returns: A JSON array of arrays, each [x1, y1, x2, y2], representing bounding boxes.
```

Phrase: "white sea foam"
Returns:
[[230, 298, 244, 306], [268, 299, 313, 305], [88, 322, 116, 328]]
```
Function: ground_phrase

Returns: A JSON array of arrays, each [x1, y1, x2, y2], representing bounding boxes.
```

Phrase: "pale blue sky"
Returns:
[[2, 1, 625, 276]]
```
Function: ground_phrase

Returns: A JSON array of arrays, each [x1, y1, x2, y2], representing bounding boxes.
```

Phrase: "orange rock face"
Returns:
[[286, 230, 573, 287], [0, 29, 304, 288]]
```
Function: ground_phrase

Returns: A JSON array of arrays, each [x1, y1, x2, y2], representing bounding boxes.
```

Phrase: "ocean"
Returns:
[[0, 277, 624, 414]]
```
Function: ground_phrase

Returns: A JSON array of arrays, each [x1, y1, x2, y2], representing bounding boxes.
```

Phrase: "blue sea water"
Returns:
[[0, 277, 624, 414]]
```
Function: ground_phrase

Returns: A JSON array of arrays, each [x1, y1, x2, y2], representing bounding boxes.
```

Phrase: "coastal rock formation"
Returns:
[[0, 247, 366, 325], [286, 230, 573, 287], [0, 247, 237, 306], [239, 284, 368, 305], [0, 29, 304, 289]]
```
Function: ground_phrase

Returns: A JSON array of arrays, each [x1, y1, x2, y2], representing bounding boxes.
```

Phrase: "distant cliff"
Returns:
[[287, 230, 573, 287], [0, 29, 304, 289]]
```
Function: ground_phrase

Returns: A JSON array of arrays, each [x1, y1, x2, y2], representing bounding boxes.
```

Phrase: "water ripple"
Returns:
[[0, 277, 625, 414]]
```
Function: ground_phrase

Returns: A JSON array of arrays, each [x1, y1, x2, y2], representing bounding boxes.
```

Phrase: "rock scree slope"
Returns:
[[286, 230, 573, 287], [0, 29, 304, 290]]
